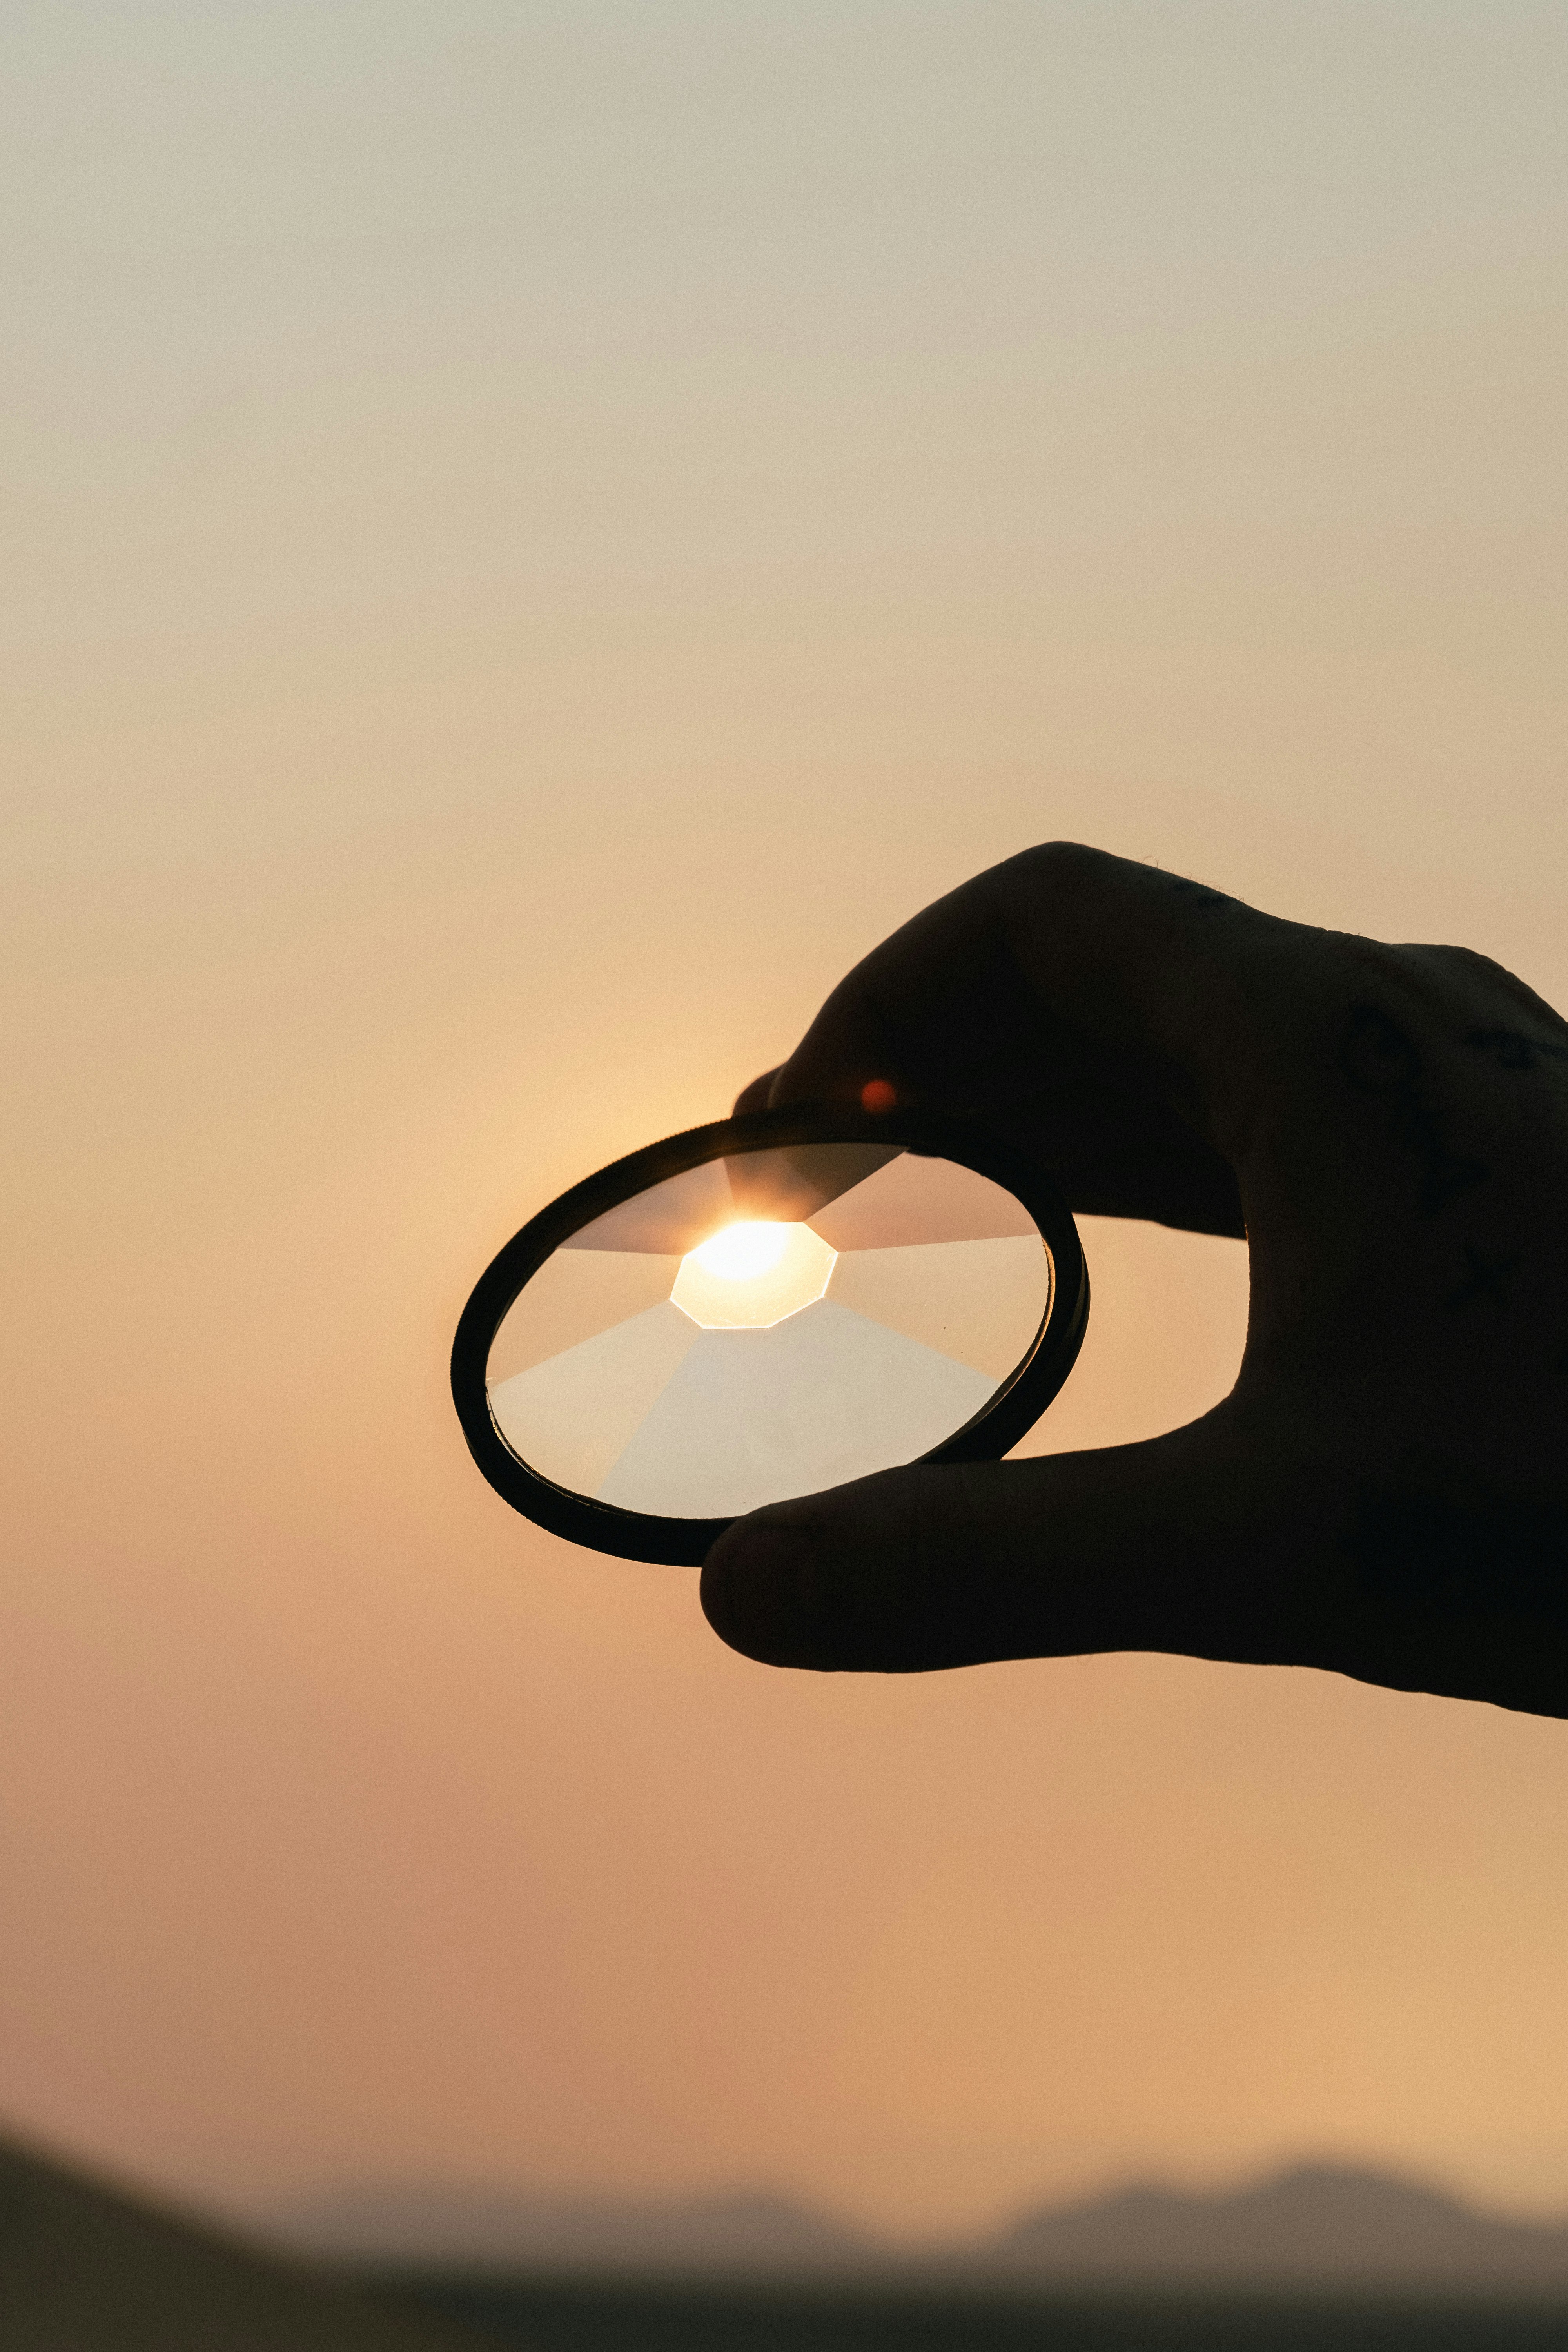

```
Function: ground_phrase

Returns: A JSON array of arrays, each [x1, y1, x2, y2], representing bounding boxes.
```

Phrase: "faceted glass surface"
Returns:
[[485, 1142, 1052, 1520]]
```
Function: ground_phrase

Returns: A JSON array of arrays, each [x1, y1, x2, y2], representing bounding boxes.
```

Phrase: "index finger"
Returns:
[[750, 844, 1303, 1233], [791, 845, 1284, 1108]]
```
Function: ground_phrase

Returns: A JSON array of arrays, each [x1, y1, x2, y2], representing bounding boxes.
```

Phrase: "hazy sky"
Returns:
[[5, 1, 1568, 2239]]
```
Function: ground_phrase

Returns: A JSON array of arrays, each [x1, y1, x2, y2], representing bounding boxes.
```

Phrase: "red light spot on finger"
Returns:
[[860, 1079, 897, 1113]]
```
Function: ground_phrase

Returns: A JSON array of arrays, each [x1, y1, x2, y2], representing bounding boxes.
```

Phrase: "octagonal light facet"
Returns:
[[670, 1221, 836, 1329]]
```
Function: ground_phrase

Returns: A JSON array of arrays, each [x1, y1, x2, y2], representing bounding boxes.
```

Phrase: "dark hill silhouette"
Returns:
[[0, 2134, 486, 2350], [269, 2163, 1568, 2296]]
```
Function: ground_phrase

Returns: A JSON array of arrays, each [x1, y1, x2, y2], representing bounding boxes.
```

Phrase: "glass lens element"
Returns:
[[485, 1144, 1051, 1520]]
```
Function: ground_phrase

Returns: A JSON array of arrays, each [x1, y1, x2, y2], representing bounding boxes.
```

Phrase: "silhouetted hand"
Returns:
[[701, 844, 1568, 1717]]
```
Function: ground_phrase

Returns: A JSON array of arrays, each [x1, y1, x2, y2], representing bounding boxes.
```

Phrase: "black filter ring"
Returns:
[[451, 1104, 1089, 1566]]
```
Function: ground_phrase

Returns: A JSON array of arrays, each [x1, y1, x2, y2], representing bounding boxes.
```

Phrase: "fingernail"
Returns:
[[702, 1522, 816, 1658]]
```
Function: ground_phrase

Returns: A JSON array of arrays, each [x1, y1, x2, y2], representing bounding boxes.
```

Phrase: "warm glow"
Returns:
[[691, 1220, 790, 1280], [11, 0, 1560, 2257], [671, 1221, 837, 1328]]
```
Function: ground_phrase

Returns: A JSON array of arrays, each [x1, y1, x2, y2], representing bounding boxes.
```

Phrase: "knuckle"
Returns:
[[1005, 840, 1114, 894], [1356, 940, 1564, 1034]]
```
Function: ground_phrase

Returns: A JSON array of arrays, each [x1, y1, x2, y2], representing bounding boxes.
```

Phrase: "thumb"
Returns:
[[700, 1420, 1336, 1675]]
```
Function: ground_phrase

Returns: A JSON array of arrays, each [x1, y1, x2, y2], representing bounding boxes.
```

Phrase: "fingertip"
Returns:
[[701, 1518, 822, 1666], [699, 1466, 985, 1673], [731, 1069, 785, 1117]]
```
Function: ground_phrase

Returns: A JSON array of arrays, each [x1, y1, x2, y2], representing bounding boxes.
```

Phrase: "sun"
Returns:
[[671, 1221, 837, 1329], [690, 1221, 791, 1281]]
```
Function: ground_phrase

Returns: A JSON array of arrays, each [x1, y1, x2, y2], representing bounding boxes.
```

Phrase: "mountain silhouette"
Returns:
[[269, 2182, 871, 2274], [985, 2165, 1568, 2291], [269, 2163, 1568, 2295]]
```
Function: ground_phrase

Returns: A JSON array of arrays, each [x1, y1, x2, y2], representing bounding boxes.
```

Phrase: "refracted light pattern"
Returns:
[[671, 1221, 836, 1328], [486, 1146, 1051, 1522]]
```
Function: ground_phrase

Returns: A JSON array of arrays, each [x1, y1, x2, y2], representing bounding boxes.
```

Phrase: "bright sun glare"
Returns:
[[671, 1221, 836, 1329], [691, 1221, 789, 1281]]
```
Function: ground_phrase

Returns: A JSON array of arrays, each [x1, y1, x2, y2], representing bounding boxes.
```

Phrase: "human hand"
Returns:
[[701, 844, 1568, 1717]]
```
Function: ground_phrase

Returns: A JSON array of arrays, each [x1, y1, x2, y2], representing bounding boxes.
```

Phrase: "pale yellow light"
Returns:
[[671, 1221, 836, 1329], [691, 1221, 790, 1280]]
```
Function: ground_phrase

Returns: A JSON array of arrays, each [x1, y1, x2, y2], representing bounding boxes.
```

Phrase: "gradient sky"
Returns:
[[5, 0, 1568, 2241]]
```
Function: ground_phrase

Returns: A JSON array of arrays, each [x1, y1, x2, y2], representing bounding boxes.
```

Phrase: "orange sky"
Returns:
[[4, 0, 1568, 2243]]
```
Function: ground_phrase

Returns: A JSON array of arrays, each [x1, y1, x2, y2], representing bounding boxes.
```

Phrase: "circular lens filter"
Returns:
[[451, 1106, 1089, 1564]]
